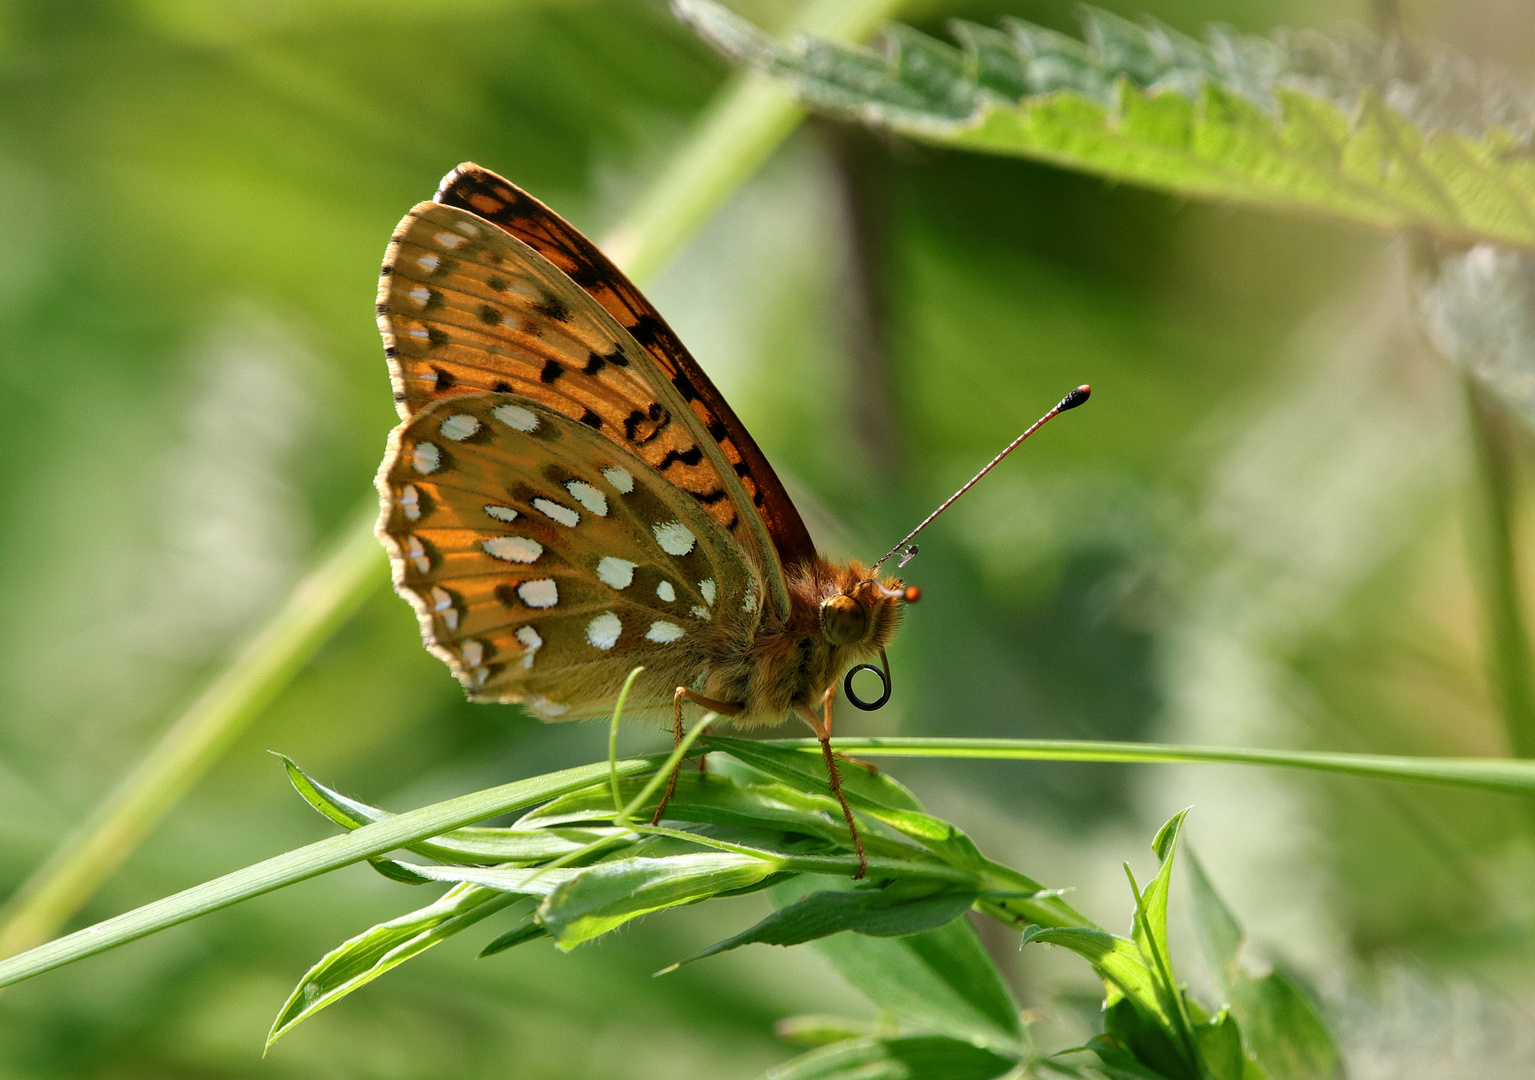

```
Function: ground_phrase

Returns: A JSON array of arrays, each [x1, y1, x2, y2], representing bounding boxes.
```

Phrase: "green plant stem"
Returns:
[[0, 0, 906, 960], [1463, 374, 1535, 760], [0, 757, 659, 991], [1, 737, 1531, 991], [736, 737, 1535, 797], [0, 499, 384, 960]]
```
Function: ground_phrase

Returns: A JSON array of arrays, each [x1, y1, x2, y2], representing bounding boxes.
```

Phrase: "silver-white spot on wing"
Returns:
[[411, 442, 441, 474], [586, 612, 622, 651], [601, 466, 634, 493], [430, 586, 459, 631], [400, 485, 421, 521], [408, 285, 431, 307], [417, 253, 440, 272], [482, 536, 542, 563], [518, 579, 559, 608], [530, 696, 569, 717], [533, 498, 579, 527], [439, 413, 480, 441], [460, 639, 484, 666], [646, 620, 685, 644], [409, 326, 429, 341], [515, 626, 543, 669], [596, 557, 636, 590], [492, 403, 539, 432], [484, 504, 519, 523], [433, 230, 467, 250], [565, 480, 608, 516], [691, 606, 708, 619], [653, 521, 696, 556], [405, 536, 430, 574], [699, 579, 716, 606], [656, 580, 676, 603]]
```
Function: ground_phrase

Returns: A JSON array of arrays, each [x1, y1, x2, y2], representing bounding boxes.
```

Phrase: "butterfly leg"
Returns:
[[797, 690, 868, 880], [651, 688, 741, 825]]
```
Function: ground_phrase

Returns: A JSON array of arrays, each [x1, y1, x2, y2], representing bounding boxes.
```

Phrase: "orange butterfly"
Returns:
[[375, 164, 1086, 874]]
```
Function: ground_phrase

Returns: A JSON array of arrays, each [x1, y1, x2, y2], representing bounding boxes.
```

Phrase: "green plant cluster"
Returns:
[[269, 713, 1341, 1080]]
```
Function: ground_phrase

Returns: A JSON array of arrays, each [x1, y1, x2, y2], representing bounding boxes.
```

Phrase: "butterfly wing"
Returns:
[[377, 393, 765, 718], [433, 163, 818, 576], [377, 197, 797, 618]]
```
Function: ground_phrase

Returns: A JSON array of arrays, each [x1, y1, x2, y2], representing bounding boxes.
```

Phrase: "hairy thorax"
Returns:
[[703, 557, 904, 728]]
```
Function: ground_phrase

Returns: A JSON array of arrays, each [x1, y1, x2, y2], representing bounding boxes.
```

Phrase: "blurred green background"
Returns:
[[3, 0, 1535, 1075]]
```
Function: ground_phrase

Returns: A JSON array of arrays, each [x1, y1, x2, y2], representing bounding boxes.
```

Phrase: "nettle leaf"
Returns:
[[267, 885, 531, 1049], [675, 0, 1535, 250], [665, 880, 978, 970], [769, 1035, 1018, 1080]]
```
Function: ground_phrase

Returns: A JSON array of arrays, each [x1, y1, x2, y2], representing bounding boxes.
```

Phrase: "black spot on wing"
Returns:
[[494, 584, 519, 608], [582, 352, 606, 376], [657, 445, 704, 470], [427, 327, 450, 348], [534, 295, 570, 323], [707, 419, 729, 441], [672, 373, 698, 402], [493, 381, 512, 392], [432, 367, 456, 391], [487, 276, 507, 292], [627, 314, 665, 348], [477, 304, 499, 325], [579, 409, 602, 430], [689, 488, 728, 506], [540, 359, 564, 384]]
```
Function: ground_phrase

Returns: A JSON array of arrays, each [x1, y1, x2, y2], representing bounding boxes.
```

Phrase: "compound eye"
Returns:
[[820, 594, 869, 646]]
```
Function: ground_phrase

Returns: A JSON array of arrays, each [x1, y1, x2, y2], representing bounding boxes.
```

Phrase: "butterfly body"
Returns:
[[375, 165, 909, 737]]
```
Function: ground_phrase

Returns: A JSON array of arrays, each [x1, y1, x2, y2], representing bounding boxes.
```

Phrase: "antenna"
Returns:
[[871, 385, 1091, 575]]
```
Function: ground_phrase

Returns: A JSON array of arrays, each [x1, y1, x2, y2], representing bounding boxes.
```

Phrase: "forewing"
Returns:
[[434, 163, 818, 575], [378, 198, 793, 617], [376, 393, 766, 719]]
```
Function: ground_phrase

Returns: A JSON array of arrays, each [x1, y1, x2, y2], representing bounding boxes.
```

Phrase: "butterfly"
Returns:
[[372, 163, 921, 874]]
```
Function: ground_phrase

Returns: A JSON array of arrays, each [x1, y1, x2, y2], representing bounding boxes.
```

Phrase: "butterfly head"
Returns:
[[816, 562, 915, 650]]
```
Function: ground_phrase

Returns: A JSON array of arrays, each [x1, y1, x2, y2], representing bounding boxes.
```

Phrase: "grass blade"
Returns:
[[750, 737, 1535, 797], [0, 757, 656, 990]]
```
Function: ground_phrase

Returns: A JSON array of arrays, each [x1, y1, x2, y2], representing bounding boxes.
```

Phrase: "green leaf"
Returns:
[[1230, 971, 1342, 1080], [774, 1014, 882, 1048], [675, 0, 1535, 251], [477, 920, 549, 958], [539, 852, 782, 949], [1020, 926, 1165, 1026], [783, 879, 1024, 1050], [1185, 850, 1244, 995], [665, 882, 978, 970], [768, 1035, 1018, 1080], [266, 886, 530, 1049], [705, 736, 925, 811], [283, 755, 623, 865], [1193, 1010, 1246, 1080]]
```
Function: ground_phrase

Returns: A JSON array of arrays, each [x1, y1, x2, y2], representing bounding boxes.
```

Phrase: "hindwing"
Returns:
[[377, 394, 765, 719]]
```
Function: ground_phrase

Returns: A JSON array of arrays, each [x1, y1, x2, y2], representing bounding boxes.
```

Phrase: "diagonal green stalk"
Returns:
[[0, 0, 908, 960], [0, 498, 384, 959], [1463, 375, 1535, 760], [0, 737, 1531, 992]]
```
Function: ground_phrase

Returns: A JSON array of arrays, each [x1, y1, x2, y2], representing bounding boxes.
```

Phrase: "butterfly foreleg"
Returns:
[[651, 687, 742, 825], [797, 690, 868, 880]]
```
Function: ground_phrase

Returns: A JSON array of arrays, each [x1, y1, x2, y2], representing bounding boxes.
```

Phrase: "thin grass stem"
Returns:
[[736, 737, 1535, 797], [1463, 374, 1535, 760]]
